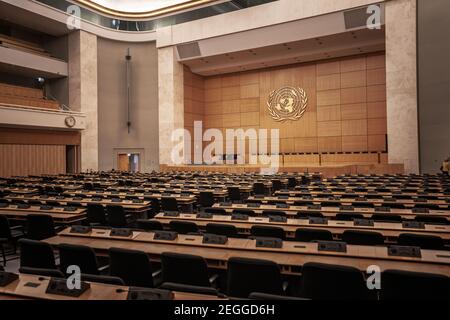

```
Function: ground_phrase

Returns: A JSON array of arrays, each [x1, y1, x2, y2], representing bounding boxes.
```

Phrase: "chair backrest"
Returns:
[[19, 266, 64, 278], [206, 223, 238, 237], [161, 197, 179, 212], [109, 247, 155, 288], [296, 211, 323, 219], [232, 208, 255, 216], [371, 213, 402, 223], [161, 252, 210, 287], [251, 225, 285, 240], [398, 233, 445, 250], [335, 212, 364, 221], [204, 207, 227, 215], [287, 177, 297, 189], [19, 239, 56, 269], [227, 187, 241, 202], [26, 214, 56, 240], [295, 228, 333, 242], [58, 243, 99, 275], [271, 180, 282, 192], [380, 269, 450, 300], [137, 220, 164, 231], [253, 183, 265, 195], [414, 215, 448, 225], [0, 215, 12, 239], [199, 192, 215, 208], [342, 230, 385, 246], [301, 262, 374, 300], [169, 221, 198, 234], [227, 257, 284, 298], [87, 204, 107, 225], [262, 210, 286, 217], [106, 205, 127, 228], [81, 274, 125, 286]]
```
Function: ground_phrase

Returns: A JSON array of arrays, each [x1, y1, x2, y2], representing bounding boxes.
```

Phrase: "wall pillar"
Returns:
[[385, 0, 419, 173], [158, 46, 184, 165], [69, 30, 98, 171]]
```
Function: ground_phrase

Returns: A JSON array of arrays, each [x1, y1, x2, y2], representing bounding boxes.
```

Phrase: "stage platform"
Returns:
[[160, 164, 405, 178]]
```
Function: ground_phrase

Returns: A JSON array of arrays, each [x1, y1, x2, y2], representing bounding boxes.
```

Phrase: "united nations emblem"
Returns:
[[267, 86, 308, 122]]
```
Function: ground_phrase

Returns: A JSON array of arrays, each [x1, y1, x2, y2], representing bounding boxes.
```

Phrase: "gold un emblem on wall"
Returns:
[[267, 86, 308, 122]]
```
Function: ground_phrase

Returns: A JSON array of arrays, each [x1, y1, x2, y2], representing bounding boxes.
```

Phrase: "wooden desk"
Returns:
[[43, 228, 450, 277], [0, 205, 86, 224], [0, 187, 38, 195], [153, 213, 450, 241], [0, 274, 222, 300]]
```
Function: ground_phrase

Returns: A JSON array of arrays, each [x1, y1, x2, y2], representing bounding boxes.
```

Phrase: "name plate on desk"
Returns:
[[91, 197, 102, 202], [340, 205, 354, 211], [375, 206, 390, 212], [354, 219, 374, 227], [402, 221, 425, 229], [412, 208, 429, 214], [110, 228, 133, 237], [40, 205, 53, 210], [132, 199, 144, 204], [197, 212, 213, 219], [247, 203, 261, 208], [308, 204, 321, 210], [0, 272, 19, 287], [220, 202, 232, 207], [164, 211, 180, 217], [269, 215, 287, 223], [309, 217, 328, 225], [154, 231, 178, 241], [46, 278, 90, 297], [203, 233, 228, 245], [388, 245, 421, 258], [127, 288, 174, 300], [232, 214, 249, 221], [317, 241, 347, 253], [276, 203, 289, 209], [111, 198, 122, 203], [255, 237, 283, 249], [70, 225, 92, 234]]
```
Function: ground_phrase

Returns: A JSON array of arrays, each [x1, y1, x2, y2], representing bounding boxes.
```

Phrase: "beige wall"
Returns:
[[97, 38, 159, 172]]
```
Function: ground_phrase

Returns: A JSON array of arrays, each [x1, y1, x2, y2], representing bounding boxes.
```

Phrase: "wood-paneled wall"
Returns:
[[0, 144, 66, 177], [184, 52, 387, 165]]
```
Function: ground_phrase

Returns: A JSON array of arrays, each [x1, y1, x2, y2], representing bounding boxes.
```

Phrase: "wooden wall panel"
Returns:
[[0, 144, 66, 177], [187, 52, 387, 166]]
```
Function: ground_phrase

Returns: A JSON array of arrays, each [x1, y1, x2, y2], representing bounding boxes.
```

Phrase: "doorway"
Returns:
[[117, 153, 140, 172]]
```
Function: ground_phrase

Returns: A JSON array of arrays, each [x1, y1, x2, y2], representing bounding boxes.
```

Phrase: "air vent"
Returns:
[[344, 4, 380, 29], [176, 42, 201, 59]]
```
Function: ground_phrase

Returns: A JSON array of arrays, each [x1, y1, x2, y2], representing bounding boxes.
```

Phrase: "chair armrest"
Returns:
[[209, 274, 219, 286], [10, 225, 24, 231], [152, 269, 162, 278], [98, 264, 110, 273]]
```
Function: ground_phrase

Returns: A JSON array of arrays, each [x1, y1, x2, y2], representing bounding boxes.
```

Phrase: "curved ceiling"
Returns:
[[72, 0, 219, 18]]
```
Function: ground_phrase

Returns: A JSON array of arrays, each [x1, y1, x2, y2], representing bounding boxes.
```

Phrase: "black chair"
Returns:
[[232, 209, 255, 217], [19, 239, 57, 270], [249, 292, 308, 300], [271, 180, 282, 193], [0, 216, 23, 265], [335, 212, 364, 221], [161, 197, 179, 212], [81, 274, 125, 286], [206, 223, 238, 237], [371, 213, 402, 223], [398, 233, 445, 250], [86, 204, 107, 226], [227, 257, 284, 298], [58, 243, 104, 275], [204, 208, 227, 215], [169, 221, 198, 234], [25, 215, 56, 240], [287, 177, 297, 189], [342, 230, 385, 246], [381, 269, 450, 300], [160, 282, 219, 296], [253, 183, 266, 196], [109, 247, 159, 288], [106, 205, 129, 228], [414, 215, 448, 225], [296, 211, 324, 219], [301, 262, 374, 300], [199, 192, 215, 208], [19, 266, 64, 278], [227, 187, 241, 203], [161, 252, 213, 287], [295, 228, 333, 242], [262, 210, 286, 217], [251, 226, 285, 240], [137, 220, 164, 231]]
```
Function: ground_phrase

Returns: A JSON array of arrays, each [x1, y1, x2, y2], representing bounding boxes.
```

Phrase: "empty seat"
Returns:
[[287, 177, 297, 189], [262, 210, 286, 217], [137, 220, 164, 231], [206, 223, 238, 238], [414, 215, 448, 225], [161, 197, 179, 212], [19, 266, 64, 278], [169, 221, 199, 234], [251, 225, 285, 240], [371, 213, 402, 223], [301, 262, 374, 300], [81, 274, 125, 286], [398, 233, 445, 250], [227, 187, 241, 203], [19, 239, 57, 270], [342, 230, 384, 246], [160, 282, 218, 296], [232, 209, 255, 216], [199, 192, 215, 208], [253, 183, 266, 196], [295, 228, 333, 242], [335, 212, 364, 221], [381, 269, 450, 300], [271, 180, 282, 193], [227, 257, 284, 298], [106, 205, 129, 228], [86, 204, 107, 226], [58, 243, 102, 275], [109, 247, 157, 288], [204, 207, 227, 215], [161, 252, 211, 287], [25, 214, 56, 240], [296, 211, 324, 219]]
